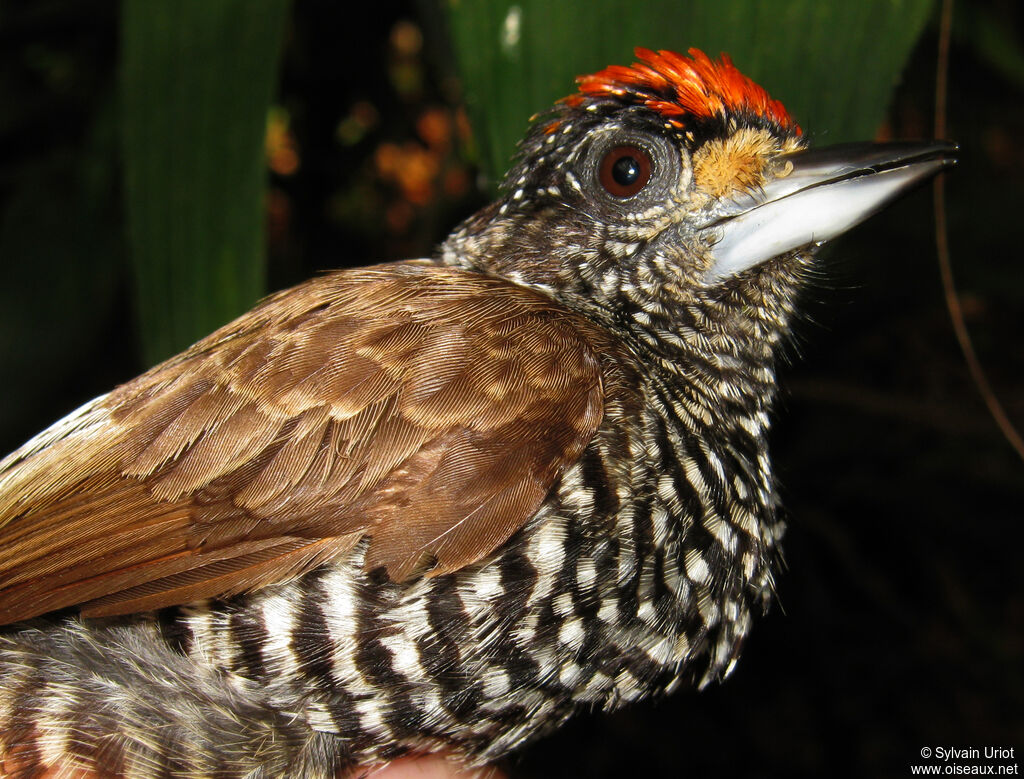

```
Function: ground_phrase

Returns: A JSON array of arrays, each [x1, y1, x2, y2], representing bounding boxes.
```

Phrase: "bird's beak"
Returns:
[[700, 141, 958, 284]]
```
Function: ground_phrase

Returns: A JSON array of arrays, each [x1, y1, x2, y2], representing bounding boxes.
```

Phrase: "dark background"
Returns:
[[0, 1, 1021, 777]]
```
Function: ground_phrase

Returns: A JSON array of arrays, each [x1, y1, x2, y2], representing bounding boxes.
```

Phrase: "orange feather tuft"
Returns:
[[566, 47, 800, 135]]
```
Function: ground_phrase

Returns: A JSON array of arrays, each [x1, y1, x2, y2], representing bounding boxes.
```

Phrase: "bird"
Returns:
[[0, 47, 954, 778]]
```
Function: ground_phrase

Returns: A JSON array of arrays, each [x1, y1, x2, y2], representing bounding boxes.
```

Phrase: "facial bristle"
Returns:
[[565, 47, 801, 135]]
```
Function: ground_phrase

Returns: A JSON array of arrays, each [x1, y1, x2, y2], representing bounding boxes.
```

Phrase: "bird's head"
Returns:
[[443, 48, 954, 354]]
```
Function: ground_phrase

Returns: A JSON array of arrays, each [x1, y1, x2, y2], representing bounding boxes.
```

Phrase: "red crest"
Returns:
[[565, 48, 800, 135]]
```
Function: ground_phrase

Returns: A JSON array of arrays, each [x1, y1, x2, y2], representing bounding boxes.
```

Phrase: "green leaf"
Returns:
[[443, 0, 935, 190], [956, 1, 1024, 91], [121, 0, 290, 364]]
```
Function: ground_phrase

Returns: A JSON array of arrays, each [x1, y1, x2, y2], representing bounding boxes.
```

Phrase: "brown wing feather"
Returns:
[[0, 263, 608, 623]]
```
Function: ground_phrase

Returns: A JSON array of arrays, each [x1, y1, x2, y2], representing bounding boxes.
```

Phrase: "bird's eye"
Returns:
[[598, 145, 652, 198]]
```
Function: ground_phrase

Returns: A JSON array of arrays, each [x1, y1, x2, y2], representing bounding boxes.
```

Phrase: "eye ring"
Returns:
[[598, 145, 653, 198]]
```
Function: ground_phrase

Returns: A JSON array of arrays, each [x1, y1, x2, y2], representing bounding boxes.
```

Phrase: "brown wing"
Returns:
[[0, 263, 607, 623]]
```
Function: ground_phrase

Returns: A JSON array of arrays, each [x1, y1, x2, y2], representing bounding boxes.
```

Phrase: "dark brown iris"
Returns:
[[599, 145, 652, 197]]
